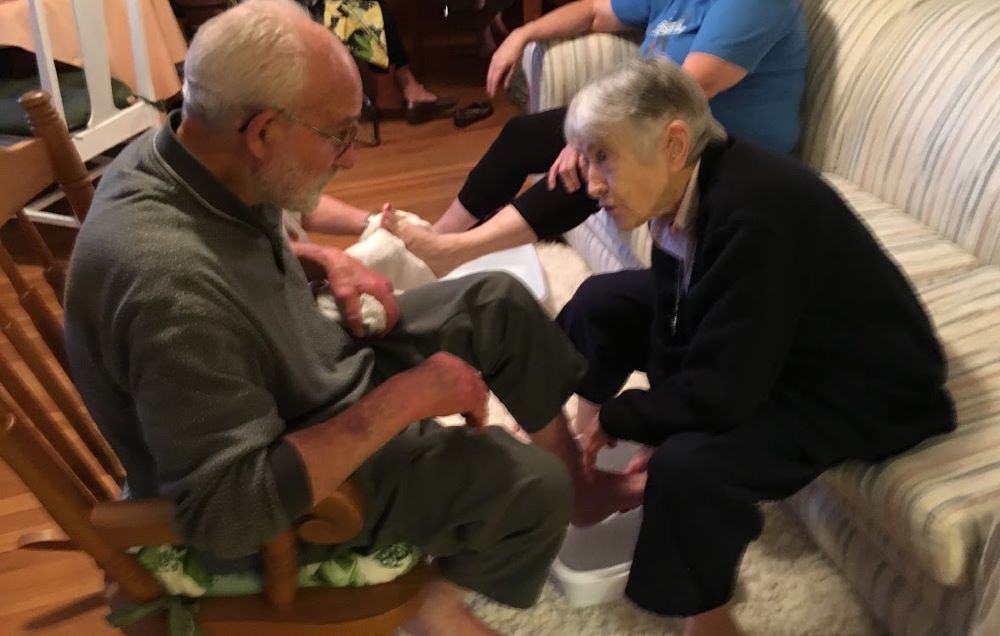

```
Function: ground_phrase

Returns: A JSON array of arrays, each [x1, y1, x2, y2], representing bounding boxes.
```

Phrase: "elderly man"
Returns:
[[63, 1, 643, 633], [557, 58, 955, 636]]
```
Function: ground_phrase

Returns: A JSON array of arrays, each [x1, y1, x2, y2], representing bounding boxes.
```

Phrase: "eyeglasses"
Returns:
[[239, 109, 359, 158]]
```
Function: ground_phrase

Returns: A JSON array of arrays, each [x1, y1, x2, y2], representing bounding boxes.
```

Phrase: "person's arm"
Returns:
[[301, 195, 371, 236], [681, 54, 748, 99], [288, 240, 400, 337], [599, 213, 816, 445], [519, 0, 628, 42], [125, 284, 486, 559], [286, 352, 488, 503], [487, 0, 628, 95], [683, 0, 802, 98]]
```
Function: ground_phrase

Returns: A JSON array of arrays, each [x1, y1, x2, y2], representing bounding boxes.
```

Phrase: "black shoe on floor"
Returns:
[[405, 97, 458, 125], [453, 101, 494, 128]]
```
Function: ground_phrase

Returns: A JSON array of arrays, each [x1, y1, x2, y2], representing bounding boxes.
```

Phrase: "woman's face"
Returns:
[[580, 120, 691, 230]]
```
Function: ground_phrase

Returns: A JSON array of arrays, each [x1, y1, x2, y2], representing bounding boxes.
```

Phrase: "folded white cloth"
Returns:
[[284, 209, 436, 335], [348, 210, 436, 290]]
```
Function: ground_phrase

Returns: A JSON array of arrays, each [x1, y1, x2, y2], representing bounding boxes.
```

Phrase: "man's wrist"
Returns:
[[380, 370, 427, 425]]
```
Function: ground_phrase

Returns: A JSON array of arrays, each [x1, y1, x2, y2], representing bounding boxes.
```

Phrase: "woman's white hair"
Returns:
[[182, 0, 311, 128], [565, 57, 726, 164]]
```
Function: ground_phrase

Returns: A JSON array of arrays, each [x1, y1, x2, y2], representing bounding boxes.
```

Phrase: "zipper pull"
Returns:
[[444, 3, 449, 17]]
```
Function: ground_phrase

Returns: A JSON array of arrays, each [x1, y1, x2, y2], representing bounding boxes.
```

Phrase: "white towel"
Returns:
[[284, 209, 436, 335]]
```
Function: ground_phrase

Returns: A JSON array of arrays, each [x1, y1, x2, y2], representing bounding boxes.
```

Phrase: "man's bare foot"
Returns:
[[623, 446, 655, 475], [683, 604, 745, 636], [402, 578, 500, 636], [382, 211, 468, 276], [572, 468, 645, 527]]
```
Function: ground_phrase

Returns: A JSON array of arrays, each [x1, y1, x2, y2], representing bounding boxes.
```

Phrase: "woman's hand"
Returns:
[[547, 144, 589, 193], [486, 29, 528, 98]]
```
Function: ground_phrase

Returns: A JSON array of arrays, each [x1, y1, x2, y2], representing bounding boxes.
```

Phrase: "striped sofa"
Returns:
[[520, 0, 1000, 634]]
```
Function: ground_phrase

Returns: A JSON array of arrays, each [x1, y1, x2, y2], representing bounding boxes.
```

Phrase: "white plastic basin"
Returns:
[[550, 442, 645, 607], [441, 244, 548, 302]]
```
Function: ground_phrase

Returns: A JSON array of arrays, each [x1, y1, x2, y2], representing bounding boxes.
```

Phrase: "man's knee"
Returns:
[[463, 271, 538, 312], [453, 428, 572, 533]]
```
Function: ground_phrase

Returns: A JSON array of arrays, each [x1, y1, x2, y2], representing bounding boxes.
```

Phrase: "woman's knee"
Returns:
[[645, 433, 718, 501], [557, 273, 651, 355], [493, 111, 548, 153]]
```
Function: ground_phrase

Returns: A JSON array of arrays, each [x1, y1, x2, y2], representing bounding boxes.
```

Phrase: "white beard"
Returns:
[[256, 154, 336, 214]]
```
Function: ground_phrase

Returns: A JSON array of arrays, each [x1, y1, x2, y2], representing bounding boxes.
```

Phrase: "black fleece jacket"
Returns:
[[599, 138, 955, 458]]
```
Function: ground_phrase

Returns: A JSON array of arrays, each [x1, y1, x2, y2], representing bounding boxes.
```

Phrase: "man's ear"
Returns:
[[660, 119, 692, 172], [243, 110, 280, 160]]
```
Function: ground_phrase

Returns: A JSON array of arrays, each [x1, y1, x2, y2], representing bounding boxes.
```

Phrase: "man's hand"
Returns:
[[406, 352, 489, 430], [580, 414, 617, 477], [290, 242, 399, 337], [547, 144, 588, 193]]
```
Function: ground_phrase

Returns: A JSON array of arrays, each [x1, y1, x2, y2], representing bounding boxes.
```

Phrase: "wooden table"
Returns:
[[0, 0, 187, 101]]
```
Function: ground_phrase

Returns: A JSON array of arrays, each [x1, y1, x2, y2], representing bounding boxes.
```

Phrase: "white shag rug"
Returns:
[[465, 243, 885, 636]]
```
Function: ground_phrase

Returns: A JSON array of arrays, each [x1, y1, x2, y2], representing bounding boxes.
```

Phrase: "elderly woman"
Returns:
[[557, 58, 954, 636], [383, 0, 809, 275]]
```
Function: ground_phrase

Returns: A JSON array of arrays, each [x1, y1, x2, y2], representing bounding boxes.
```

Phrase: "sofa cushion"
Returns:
[[0, 69, 135, 135], [823, 176, 981, 286], [800, 0, 1000, 267]]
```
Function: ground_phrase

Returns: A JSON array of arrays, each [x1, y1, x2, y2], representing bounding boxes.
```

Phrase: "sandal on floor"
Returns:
[[453, 101, 494, 128]]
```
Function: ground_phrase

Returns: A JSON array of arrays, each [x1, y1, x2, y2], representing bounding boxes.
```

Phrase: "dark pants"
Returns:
[[458, 107, 600, 239], [339, 273, 584, 608], [369, 1, 410, 73], [556, 269, 867, 616]]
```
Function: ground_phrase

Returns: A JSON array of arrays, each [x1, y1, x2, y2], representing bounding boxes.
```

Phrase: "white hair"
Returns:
[[565, 57, 726, 164], [181, 0, 311, 128]]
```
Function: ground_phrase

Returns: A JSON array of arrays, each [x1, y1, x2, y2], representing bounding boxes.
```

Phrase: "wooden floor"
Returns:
[[0, 43, 520, 635]]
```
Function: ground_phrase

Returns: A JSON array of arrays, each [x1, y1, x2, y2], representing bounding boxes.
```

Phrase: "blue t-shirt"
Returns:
[[610, 0, 808, 152]]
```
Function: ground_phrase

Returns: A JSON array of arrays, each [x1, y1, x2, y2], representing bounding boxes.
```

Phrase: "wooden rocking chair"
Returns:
[[0, 90, 430, 635]]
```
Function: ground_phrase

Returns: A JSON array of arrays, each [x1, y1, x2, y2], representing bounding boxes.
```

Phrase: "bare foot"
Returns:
[[382, 211, 469, 276], [404, 82, 441, 106], [683, 605, 745, 636], [572, 469, 646, 527], [403, 606, 500, 636], [402, 578, 500, 636], [623, 446, 655, 475]]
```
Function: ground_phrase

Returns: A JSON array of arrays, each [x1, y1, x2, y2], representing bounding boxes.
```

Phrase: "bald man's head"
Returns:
[[182, 0, 361, 130]]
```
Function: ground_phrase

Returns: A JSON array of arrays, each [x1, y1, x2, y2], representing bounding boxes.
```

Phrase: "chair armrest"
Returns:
[[90, 497, 180, 549], [17, 528, 76, 551], [89, 479, 366, 550], [295, 478, 364, 545], [521, 32, 643, 112], [89, 480, 367, 611]]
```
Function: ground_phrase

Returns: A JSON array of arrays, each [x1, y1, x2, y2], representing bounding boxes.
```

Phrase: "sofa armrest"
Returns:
[[521, 32, 642, 113]]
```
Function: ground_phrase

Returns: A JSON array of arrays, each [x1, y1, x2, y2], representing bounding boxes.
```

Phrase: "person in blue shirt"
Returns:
[[380, 0, 809, 277]]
